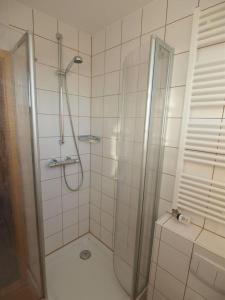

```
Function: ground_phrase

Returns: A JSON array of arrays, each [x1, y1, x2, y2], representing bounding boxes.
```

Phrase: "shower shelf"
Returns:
[[78, 135, 100, 144]]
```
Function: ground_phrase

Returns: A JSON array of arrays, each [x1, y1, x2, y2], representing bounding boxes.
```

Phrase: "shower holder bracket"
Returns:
[[78, 135, 100, 144], [48, 157, 79, 168]]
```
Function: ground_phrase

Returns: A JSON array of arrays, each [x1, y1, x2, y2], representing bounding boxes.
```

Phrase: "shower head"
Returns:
[[74, 56, 83, 64], [65, 56, 83, 74]]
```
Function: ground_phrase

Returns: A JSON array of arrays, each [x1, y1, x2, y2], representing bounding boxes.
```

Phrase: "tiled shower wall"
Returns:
[[89, 0, 225, 248], [0, 0, 91, 254]]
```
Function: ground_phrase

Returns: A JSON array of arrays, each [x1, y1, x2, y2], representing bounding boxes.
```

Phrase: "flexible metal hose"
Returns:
[[63, 73, 84, 191]]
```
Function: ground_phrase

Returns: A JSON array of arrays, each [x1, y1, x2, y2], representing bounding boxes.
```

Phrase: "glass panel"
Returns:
[[114, 46, 148, 296], [0, 28, 43, 299], [135, 42, 172, 295], [114, 38, 173, 298]]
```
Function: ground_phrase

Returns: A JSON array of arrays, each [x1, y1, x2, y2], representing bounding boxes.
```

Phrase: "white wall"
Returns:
[[0, 0, 91, 255]]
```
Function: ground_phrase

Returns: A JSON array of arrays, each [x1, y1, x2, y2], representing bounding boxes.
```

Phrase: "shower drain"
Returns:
[[80, 249, 91, 260]]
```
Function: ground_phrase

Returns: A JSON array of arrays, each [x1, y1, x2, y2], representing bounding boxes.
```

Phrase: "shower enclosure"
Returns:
[[0, 30, 44, 299], [114, 37, 174, 299]]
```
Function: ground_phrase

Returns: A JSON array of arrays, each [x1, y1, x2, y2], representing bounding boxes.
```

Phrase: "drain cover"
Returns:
[[80, 249, 91, 260]]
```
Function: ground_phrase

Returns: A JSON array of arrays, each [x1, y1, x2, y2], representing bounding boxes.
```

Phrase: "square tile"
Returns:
[[158, 241, 190, 283], [106, 20, 122, 49], [167, 0, 198, 23], [92, 29, 106, 55], [122, 9, 142, 42], [142, 0, 167, 34], [79, 31, 91, 55], [155, 267, 185, 300], [34, 9, 57, 41], [105, 46, 121, 73], [166, 16, 192, 54]]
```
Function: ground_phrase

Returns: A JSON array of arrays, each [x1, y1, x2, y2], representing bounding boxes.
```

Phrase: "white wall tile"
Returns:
[[122, 9, 142, 42], [79, 204, 89, 221], [160, 173, 175, 202], [101, 211, 114, 231], [42, 197, 62, 220], [91, 97, 104, 117], [171, 52, 189, 87], [167, 0, 198, 24], [165, 118, 181, 147], [163, 147, 178, 175], [199, 0, 225, 9], [166, 16, 192, 54], [155, 267, 185, 300], [104, 95, 119, 117], [101, 227, 113, 248], [121, 37, 140, 65], [101, 193, 114, 215], [168, 87, 185, 118], [92, 29, 106, 55], [34, 9, 57, 41], [45, 232, 62, 254], [38, 114, 59, 137], [79, 31, 91, 55], [103, 138, 117, 160], [8, 0, 33, 31], [106, 20, 122, 49], [102, 157, 117, 178], [104, 71, 120, 95], [63, 208, 78, 228], [79, 76, 91, 97], [92, 53, 105, 76], [101, 176, 115, 198], [92, 75, 104, 97], [105, 46, 121, 73], [63, 224, 78, 244], [44, 215, 62, 237], [79, 219, 89, 235], [41, 178, 61, 201], [142, 0, 167, 34], [158, 241, 190, 283], [58, 21, 78, 49], [103, 118, 118, 139], [39, 137, 60, 159], [37, 89, 59, 115], [91, 154, 102, 173], [36, 63, 58, 92], [62, 192, 78, 211], [79, 54, 91, 77]]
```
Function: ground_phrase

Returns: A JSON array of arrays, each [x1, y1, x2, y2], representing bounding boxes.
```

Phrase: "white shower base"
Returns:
[[45, 233, 130, 300]]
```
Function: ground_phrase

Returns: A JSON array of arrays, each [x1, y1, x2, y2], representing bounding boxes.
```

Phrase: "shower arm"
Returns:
[[56, 32, 64, 144]]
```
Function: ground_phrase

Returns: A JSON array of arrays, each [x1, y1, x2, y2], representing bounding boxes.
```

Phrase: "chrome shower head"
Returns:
[[65, 55, 83, 74], [74, 56, 83, 64]]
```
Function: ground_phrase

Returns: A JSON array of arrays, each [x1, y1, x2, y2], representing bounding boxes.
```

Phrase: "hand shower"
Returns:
[[56, 33, 84, 191]]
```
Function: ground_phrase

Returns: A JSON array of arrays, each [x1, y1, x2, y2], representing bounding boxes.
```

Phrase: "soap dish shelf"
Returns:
[[78, 135, 100, 144]]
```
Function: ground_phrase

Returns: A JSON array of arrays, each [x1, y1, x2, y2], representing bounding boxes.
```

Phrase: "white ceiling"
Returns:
[[18, 0, 152, 33]]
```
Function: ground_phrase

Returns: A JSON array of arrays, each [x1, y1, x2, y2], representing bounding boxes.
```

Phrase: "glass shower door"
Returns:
[[0, 32, 44, 299], [114, 37, 173, 299]]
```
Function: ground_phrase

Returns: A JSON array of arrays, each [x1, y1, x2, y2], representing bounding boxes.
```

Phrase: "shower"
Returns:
[[54, 33, 84, 192]]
